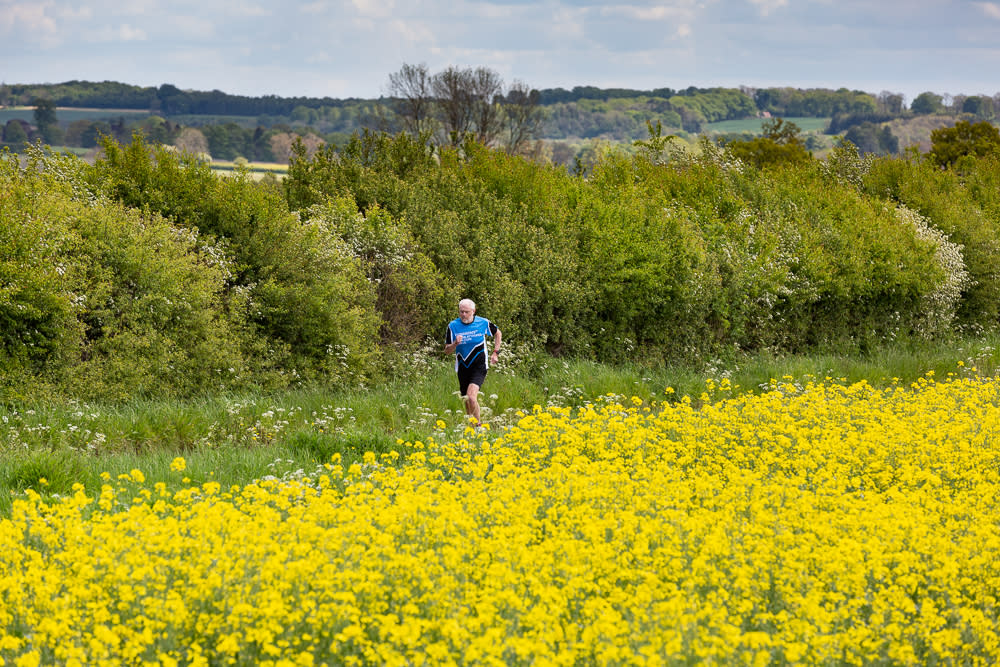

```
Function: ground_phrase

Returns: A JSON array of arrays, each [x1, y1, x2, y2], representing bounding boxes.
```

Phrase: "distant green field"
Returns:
[[0, 107, 150, 123], [211, 160, 288, 180], [705, 117, 830, 134]]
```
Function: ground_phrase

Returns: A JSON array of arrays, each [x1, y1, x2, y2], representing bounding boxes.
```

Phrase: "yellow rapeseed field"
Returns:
[[3, 374, 1000, 665]]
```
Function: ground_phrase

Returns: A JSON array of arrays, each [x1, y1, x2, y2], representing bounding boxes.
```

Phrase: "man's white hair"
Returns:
[[459, 298, 476, 310]]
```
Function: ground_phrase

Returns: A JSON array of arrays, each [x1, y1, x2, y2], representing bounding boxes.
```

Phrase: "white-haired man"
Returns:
[[444, 298, 501, 425]]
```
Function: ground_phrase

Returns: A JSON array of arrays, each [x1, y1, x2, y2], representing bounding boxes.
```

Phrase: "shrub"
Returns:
[[1, 147, 246, 401], [304, 196, 451, 346], [89, 134, 381, 388], [862, 156, 1000, 327]]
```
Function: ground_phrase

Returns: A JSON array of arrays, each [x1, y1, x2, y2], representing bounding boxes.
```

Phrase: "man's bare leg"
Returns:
[[464, 383, 482, 424]]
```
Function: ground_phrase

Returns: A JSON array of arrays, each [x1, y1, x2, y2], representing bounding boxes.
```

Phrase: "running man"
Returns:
[[444, 298, 501, 425]]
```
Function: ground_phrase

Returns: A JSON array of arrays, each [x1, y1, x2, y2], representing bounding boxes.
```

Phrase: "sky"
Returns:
[[3, 0, 1000, 105]]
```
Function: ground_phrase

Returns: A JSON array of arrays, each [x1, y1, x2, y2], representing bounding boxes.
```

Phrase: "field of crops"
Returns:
[[704, 116, 831, 134], [0, 107, 151, 124], [2, 370, 999, 665]]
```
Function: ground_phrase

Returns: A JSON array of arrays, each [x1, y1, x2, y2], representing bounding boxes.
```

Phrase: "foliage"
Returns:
[[754, 87, 879, 117], [842, 122, 900, 156], [632, 120, 677, 165], [0, 146, 245, 401], [861, 154, 1000, 327], [826, 111, 898, 134], [304, 196, 451, 344], [2, 120, 30, 146], [723, 118, 813, 169], [928, 120, 1000, 167], [282, 128, 962, 366], [910, 91, 945, 115], [1, 136, 383, 401]]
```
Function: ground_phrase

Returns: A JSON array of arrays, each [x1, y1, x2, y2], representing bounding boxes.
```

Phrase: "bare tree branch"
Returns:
[[433, 66, 475, 145], [387, 63, 435, 136], [503, 81, 545, 155], [469, 66, 504, 146]]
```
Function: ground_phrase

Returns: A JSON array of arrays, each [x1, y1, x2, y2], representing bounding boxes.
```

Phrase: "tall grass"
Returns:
[[3, 333, 999, 516]]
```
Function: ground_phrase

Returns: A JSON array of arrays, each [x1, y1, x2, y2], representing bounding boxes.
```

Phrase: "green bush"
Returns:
[[0, 152, 83, 395], [613, 144, 946, 354], [862, 155, 1000, 327], [304, 196, 452, 345], [1, 147, 246, 400], [90, 134, 381, 387], [281, 131, 962, 364]]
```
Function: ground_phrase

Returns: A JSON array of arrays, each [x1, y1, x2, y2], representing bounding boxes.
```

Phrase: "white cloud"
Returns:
[[55, 5, 93, 21], [113, 0, 162, 18], [351, 0, 395, 19], [87, 23, 148, 43], [549, 6, 587, 40], [299, 2, 328, 14], [304, 50, 333, 64], [748, 0, 789, 17], [0, 1, 59, 42], [602, 4, 687, 21], [386, 18, 437, 45], [167, 14, 216, 40], [975, 2, 1000, 19], [118, 24, 148, 41], [230, 4, 270, 17]]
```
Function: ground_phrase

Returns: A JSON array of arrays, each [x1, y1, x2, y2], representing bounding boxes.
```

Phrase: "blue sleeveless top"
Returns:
[[446, 316, 499, 370]]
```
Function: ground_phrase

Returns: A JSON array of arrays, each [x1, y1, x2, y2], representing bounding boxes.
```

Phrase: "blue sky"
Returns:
[[3, 0, 999, 105]]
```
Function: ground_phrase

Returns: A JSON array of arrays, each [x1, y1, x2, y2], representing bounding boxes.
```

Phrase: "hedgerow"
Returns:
[[2, 132, 998, 400]]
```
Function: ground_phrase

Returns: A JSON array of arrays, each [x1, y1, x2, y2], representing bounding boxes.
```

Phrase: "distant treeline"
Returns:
[[2, 80, 896, 121], [0, 81, 366, 116], [4, 80, 998, 163]]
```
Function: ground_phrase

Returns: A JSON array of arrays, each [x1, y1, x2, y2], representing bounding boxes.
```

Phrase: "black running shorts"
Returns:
[[457, 363, 487, 397]]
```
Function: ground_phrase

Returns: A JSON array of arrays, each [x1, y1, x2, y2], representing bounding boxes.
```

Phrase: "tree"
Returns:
[[270, 132, 296, 162], [949, 95, 967, 116], [843, 122, 899, 156], [911, 92, 943, 115], [433, 66, 475, 145], [761, 117, 804, 144], [962, 96, 995, 120], [3, 119, 29, 145], [928, 120, 1000, 167], [877, 90, 905, 115], [299, 132, 326, 157], [32, 97, 57, 128], [633, 120, 677, 165], [725, 117, 812, 168], [174, 127, 209, 155], [503, 81, 545, 155], [64, 119, 91, 146], [468, 66, 504, 146], [386, 63, 435, 136], [32, 97, 62, 144], [389, 63, 538, 149], [81, 121, 112, 148]]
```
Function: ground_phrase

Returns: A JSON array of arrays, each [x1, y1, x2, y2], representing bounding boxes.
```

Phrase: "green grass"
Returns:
[[705, 116, 831, 134], [3, 333, 999, 516]]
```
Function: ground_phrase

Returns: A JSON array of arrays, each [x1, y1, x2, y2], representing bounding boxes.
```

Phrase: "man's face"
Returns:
[[459, 304, 475, 324]]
